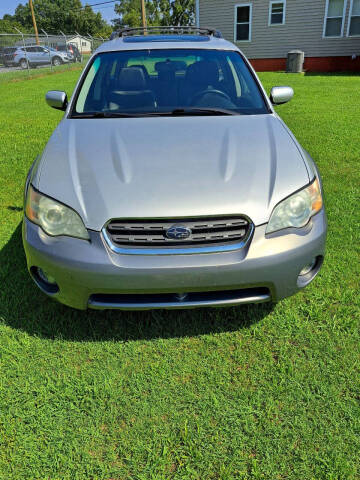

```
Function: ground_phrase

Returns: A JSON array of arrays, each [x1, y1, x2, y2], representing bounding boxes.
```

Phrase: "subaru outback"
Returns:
[[23, 27, 327, 310]]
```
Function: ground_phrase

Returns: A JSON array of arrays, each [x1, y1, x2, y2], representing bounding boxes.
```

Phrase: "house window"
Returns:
[[323, 0, 346, 37], [82, 41, 87, 46], [348, 0, 360, 36], [235, 3, 252, 41], [269, 1, 286, 25]]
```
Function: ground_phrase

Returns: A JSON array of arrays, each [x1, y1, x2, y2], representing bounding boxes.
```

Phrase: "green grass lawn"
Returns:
[[0, 68, 359, 480], [0, 61, 85, 85]]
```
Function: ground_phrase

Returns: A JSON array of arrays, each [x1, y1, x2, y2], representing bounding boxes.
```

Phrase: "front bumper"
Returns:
[[22, 211, 327, 310]]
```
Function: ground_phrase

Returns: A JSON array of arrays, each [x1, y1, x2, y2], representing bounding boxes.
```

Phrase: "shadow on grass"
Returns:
[[0, 223, 274, 342]]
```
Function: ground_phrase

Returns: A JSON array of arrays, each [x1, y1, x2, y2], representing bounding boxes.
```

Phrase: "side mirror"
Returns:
[[270, 86, 294, 105], [46, 90, 68, 111]]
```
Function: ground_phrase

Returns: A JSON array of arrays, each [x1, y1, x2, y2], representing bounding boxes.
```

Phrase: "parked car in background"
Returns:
[[56, 43, 82, 62], [68, 43, 83, 62], [23, 27, 327, 311], [4, 45, 70, 69]]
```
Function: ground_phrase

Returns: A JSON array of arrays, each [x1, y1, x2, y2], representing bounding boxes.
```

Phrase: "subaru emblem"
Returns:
[[166, 225, 192, 240]]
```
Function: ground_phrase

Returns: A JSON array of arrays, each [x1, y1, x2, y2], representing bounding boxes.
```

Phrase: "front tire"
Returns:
[[20, 58, 28, 70], [52, 57, 62, 67]]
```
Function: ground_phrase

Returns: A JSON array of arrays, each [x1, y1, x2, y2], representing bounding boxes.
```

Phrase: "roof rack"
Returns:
[[110, 26, 223, 40]]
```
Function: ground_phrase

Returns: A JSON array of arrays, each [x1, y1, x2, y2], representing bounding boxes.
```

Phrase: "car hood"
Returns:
[[35, 114, 310, 231]]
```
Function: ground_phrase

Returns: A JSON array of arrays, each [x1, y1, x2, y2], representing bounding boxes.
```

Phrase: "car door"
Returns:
[[25, 47, 37, 64], [36, 47, 50, 64]]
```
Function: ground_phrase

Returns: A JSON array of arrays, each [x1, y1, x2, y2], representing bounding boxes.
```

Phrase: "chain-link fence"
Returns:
[[0, 30, 106, 75]]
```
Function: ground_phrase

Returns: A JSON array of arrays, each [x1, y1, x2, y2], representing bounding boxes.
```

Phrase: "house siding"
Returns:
[[199, 0, 360, 59]]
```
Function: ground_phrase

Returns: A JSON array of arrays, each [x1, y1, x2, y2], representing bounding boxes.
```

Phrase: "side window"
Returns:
[[235, 4, 252, 41], [227, 57, 242, 97], [230, 54, 264, 109], [348, 0, 360, 36], [269, 1, 286, 25], [110, 60, 118, 78], [76, 57, 102, 112], [323, 0, 346, 37]]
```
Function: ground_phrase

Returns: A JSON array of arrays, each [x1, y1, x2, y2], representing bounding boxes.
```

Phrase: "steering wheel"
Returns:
[[189, 89, 232, 106]]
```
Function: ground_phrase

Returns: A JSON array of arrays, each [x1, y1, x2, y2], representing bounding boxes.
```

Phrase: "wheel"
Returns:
[[20, 58, 28, 70], [52, 57, 62, 67]]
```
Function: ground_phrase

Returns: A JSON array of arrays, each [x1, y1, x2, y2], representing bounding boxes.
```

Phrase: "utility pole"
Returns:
[[141, 0, 147, 32], [29, 0, 40, 45]]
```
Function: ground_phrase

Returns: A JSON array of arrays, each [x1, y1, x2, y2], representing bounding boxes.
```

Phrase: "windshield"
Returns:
[[73, 49, 268, 117]]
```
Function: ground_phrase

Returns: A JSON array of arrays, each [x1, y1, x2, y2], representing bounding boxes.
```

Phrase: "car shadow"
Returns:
[[0, 223, 274, 342]]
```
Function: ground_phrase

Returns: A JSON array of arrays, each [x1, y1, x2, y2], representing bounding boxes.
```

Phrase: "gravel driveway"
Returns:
[[0, 64, 53, 74], [0, 65, 22, 73]]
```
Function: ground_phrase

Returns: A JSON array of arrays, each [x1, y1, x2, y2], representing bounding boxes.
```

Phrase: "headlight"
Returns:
[[25, 185, 89, 240], [266, 178, 323, 234]]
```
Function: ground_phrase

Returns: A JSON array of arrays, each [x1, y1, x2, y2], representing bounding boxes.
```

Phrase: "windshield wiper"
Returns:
[[71, 111, 142, 118], [170, 108, 240, 116], [71, 108, 240, 119]]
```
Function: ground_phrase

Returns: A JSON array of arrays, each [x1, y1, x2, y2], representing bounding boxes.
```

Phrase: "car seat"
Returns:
[[180, 60, 221, 106], [109, 67, 157, 110]]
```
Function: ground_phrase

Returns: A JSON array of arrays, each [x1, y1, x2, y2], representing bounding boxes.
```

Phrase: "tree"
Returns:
[[94, 24, 113, 39], [158, 0, 195, 25], [9, 0, 109, 35], [0, 17, 29, 48], [113, 0, 195, 28], [0, 18, 25, 33]]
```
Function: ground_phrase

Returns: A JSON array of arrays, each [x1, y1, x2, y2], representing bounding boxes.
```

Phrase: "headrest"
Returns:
[[128, 64, 150, 80], [118, 67, 147, 91], [185, 60, 220, 86], [155, 60, 187, 73]]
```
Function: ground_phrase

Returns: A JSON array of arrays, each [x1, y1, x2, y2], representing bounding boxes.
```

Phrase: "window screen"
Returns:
[[349, 0, 360, 36], [324, 0, 345, 37], [235, 5, 251, 41], [269, 2, 285, 25]]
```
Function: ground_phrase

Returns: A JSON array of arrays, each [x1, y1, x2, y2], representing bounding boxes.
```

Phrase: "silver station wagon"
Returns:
[[23, 26, 327, 310]]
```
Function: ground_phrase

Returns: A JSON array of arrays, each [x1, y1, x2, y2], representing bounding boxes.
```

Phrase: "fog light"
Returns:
[[37, 268, 57, 285], [31, 266, 59, 295], [299, 258, 317, 276]]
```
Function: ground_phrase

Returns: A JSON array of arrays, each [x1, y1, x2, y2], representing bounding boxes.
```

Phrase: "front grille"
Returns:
[[105, 216, 251, 248]]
